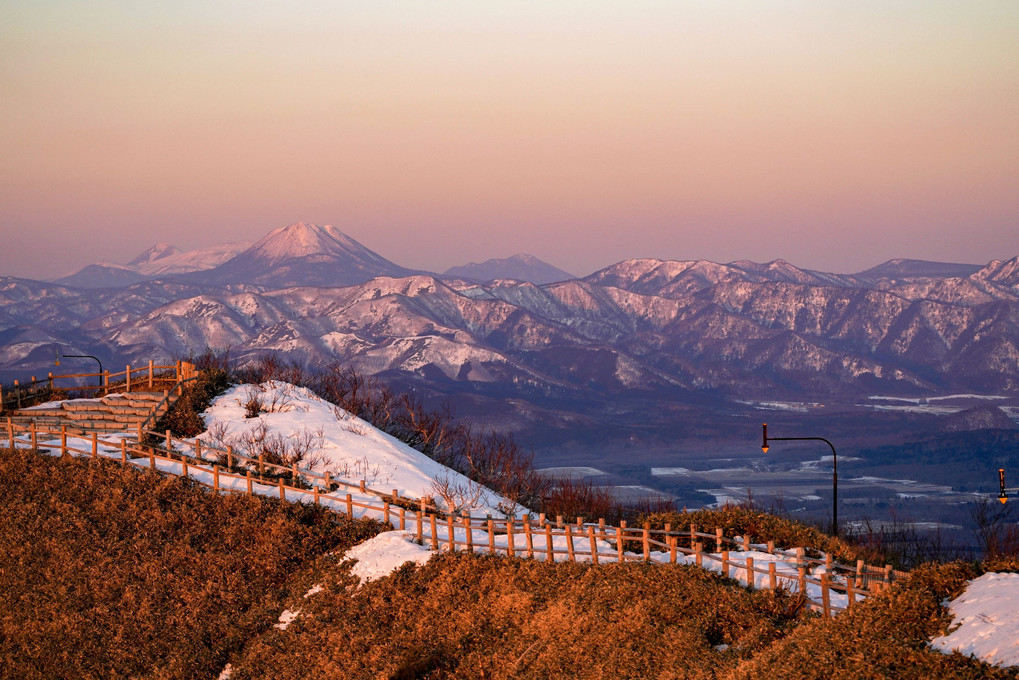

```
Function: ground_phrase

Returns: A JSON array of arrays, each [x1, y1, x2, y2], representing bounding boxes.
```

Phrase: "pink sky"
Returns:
[[1, 2, 1017, 280]]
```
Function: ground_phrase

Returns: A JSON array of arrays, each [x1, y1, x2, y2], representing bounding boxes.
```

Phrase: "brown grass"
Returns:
[[644, 504, 874, 563], [729, 562, 1019, 679], [0, 447, 385, 680], [227, 552, 808, 680]]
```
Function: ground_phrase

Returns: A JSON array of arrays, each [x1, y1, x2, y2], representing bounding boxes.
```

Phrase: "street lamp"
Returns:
[[762, 423, 840, 535], [55, 348, 103, 387], [999, 468, 1019, 505]]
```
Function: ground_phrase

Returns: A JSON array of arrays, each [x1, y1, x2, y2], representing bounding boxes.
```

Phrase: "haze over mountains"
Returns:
[[4, 222, 1019, 462]]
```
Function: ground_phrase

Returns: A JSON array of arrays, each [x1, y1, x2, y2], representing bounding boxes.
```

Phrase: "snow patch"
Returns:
[[344, 530, 435, 583], [931, 572, 1019, 668]]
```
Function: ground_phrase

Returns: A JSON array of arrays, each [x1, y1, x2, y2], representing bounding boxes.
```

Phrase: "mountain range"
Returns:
[[4, 222, 1019, 458]]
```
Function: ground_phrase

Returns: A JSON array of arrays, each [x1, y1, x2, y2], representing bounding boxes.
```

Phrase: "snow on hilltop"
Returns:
[[197, 380, 522, 517]]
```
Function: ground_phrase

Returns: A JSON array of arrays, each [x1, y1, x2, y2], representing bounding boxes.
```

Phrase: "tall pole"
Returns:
[[57, 351, 103, 388], [762, 423, 839, 535]]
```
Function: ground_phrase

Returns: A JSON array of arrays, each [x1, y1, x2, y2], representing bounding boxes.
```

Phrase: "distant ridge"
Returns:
[[444, 254, 575, 285], [853, 258, 982, 281]]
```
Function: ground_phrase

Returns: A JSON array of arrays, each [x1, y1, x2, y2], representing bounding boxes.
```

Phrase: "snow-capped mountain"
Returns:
[[6, 236, 1019, 434], [443, 254, 575, 285], [52, 240, 252, 288], [192, 223, 416, 288]]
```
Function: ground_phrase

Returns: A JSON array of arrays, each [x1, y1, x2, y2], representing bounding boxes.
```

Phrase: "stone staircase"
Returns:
[[9, 391, 173, 437]]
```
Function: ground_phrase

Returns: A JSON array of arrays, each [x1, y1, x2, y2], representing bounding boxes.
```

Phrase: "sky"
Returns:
[[1, 1, 1017, 280]]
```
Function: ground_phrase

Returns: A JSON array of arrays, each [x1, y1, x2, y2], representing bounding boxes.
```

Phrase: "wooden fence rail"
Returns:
[[1, 361, 194, 413], [4, 418, 906, 618]]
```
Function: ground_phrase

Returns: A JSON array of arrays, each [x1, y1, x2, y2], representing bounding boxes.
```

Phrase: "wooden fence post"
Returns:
[[746, 556, 755, 589], [6, 417, 13, 449], [855, 559, 865, 589], [148, 360, 154, 388], [91, 432, 98, 458], [447, 515, 455, 551], [506, 519, 516, 558], [556, 515, 563, 529], [149, 449, 155, 469], [695, 542, 703, 568], [821, 572, 831, 619], [616, 525, 625, 563], [213, 465, 220, 491], [587, 526, 599, 565], [182, 455, 188, 477], [360, 479, 366, 493], [464, 515, 473, 552], [227, 446, 234, 469], [165, 429, 172, 453], [488, 518, 496, 555], [125, 364, 131, 392], [846, 579, 855, 608], [429, 514, 438, 550], [767, 540, 775, 554], [565, 524, 576, 562], [523, 516, 534, 558], [60, 425, 67, 458], [715, 527, 723, 552], [796, 548, 806, 595], [768, 562, 777, 591], [599, 518, 607, 541], [545, 524, 554, 562], [384, 500, 391, 524], [246, 470, 252, 495], [884, 564, 893, 587], [278, 478, 285, 500], [399, 507, 406, 531], [346, 493, 353, 516], [417, 510, 424, 544], [642, 522, 650, 562], [30, 421, 37, 449], [258, 454, 264, 478], [120, 439, 127, 466], [195, 439, 202, 460], [721, 550, 730, 578]]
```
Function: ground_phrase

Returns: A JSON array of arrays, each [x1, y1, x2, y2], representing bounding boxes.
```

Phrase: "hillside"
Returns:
[[3, 378, 1019, 678], [2, 446, 1016, 679]]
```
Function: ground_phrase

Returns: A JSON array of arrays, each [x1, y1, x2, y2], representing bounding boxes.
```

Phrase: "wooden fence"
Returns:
[[3, 418, 906, 618], [1, 361, 195, 413]]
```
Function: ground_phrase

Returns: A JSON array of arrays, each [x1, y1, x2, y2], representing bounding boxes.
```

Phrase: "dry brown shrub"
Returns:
[[228, 552, 807, 680], [729, 561, 1016, 680], [0, 447, 384, 680], [645, 504, 871, 564]]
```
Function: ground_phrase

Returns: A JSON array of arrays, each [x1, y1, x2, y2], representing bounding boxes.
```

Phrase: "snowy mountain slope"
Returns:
[[131, 240, 252, 276], [51, 241, 252, 288]]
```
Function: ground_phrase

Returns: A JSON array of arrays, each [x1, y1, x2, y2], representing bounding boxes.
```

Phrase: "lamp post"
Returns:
[[762, 423, 839, 535], [998, 468, 1019, 505], [55, 348, 103, 388]]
